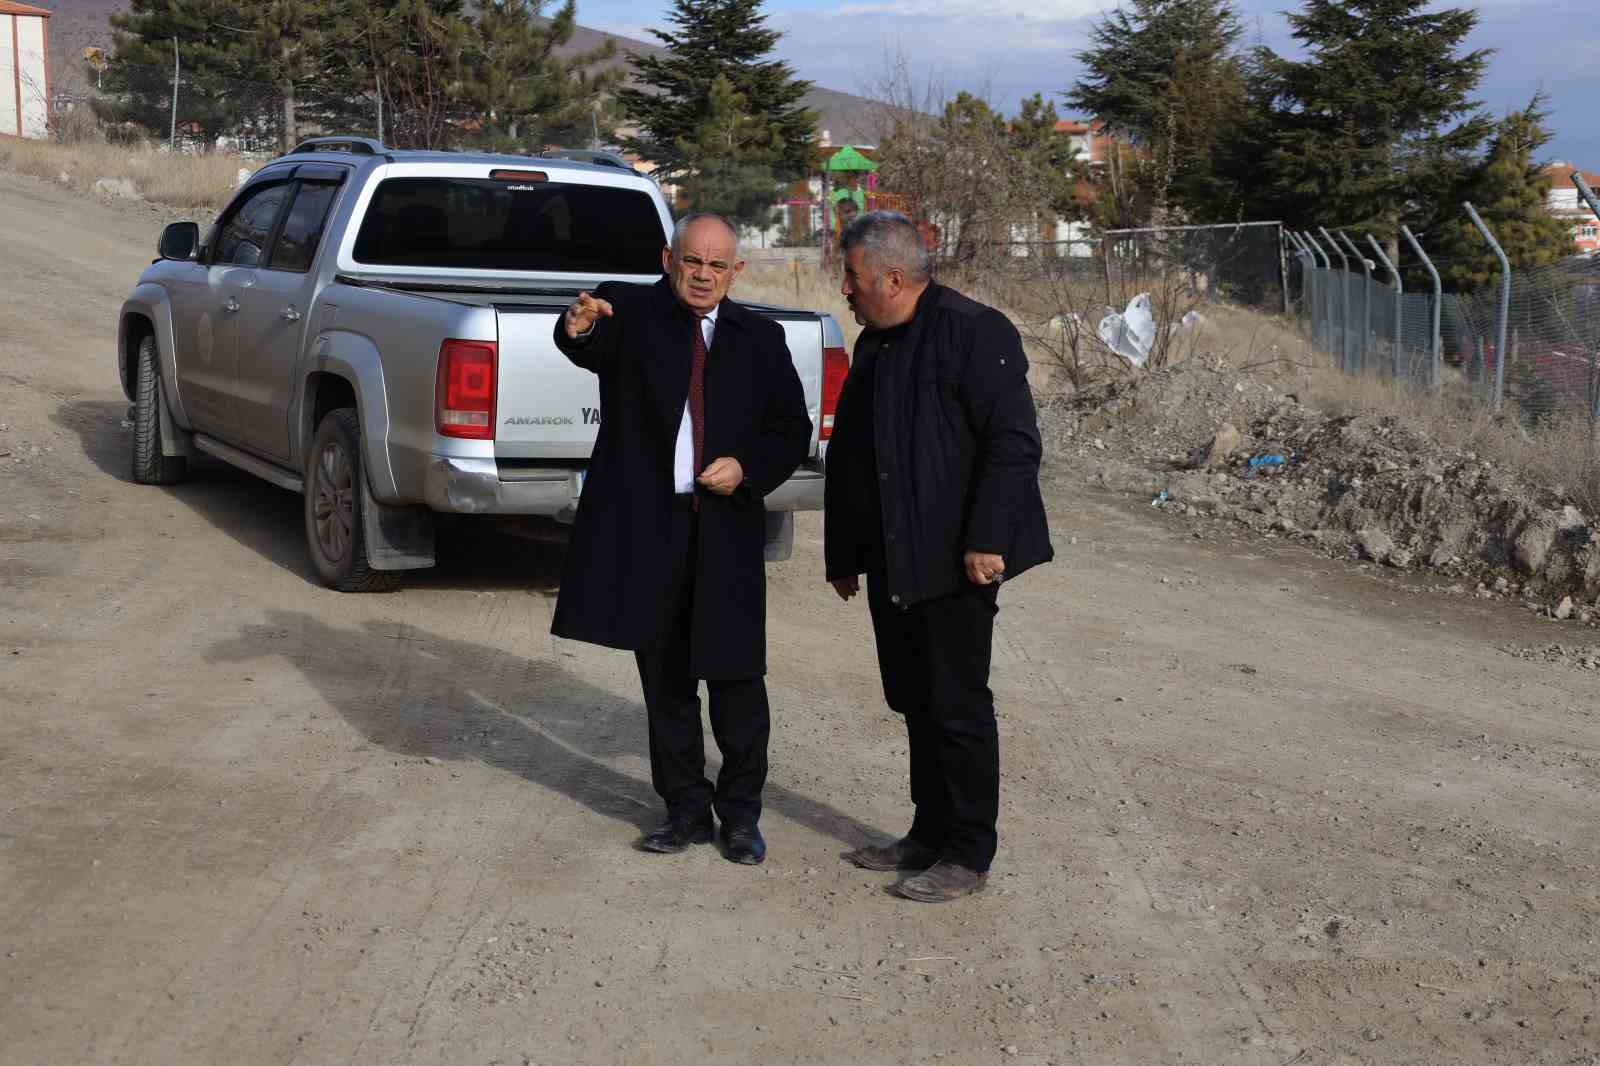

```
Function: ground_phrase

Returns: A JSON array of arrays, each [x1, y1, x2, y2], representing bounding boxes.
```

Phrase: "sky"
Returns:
[[575, 0, 1600, 168]]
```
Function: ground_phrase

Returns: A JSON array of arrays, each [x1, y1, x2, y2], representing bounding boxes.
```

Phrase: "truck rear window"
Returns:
[[352, 177, 665, 274]]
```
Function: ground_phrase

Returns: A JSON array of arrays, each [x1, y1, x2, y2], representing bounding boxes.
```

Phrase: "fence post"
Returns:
[[1577, 177, 1600, 421], [1574, 173, 1600, 223], [1286, 232, 1315, 341], [1303, 231, 1333, 356], [1318, 226, 1350, 373], [1463, 202, 1511, 410], [1400, 225, 1442, 389], [1337, 231, 1371, 373], [1366, 234, 1403, 381]]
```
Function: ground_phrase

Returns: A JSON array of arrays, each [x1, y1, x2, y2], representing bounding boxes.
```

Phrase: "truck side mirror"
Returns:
[[158, 222, 200, 261]]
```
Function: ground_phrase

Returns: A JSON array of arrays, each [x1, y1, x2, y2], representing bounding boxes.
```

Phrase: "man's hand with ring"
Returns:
[[696, 456, 744, 495], [964, 551, 1006, 586], [563, 291, 614, 338]]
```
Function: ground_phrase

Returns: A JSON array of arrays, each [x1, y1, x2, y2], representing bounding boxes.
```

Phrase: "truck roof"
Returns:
[[272, 138, 650, 183]]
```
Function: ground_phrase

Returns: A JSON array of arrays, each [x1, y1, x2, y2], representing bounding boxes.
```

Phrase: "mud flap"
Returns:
[[362, 474, 436, 570], [157, 381, 194, 460], [763, 510, 794, 563]]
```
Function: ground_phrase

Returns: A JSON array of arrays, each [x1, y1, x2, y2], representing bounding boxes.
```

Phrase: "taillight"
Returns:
[[436, 339, 497, 439], [820, 345, 849, 440]]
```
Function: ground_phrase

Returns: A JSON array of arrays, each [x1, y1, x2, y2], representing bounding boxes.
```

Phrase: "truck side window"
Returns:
[[215, 183, 292, 267], [268, 182, 341, 273]]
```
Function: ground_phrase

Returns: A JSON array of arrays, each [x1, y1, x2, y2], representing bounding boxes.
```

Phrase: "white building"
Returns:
[[0, 0, 50, 140]]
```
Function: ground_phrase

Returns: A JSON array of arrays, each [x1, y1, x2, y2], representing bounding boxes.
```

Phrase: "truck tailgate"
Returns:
[[492, 305, 824, 461], [493, 306, 601, 460]]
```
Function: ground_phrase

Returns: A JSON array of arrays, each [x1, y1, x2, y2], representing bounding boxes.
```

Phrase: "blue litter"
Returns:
[[1248, 454, 1286, 468]]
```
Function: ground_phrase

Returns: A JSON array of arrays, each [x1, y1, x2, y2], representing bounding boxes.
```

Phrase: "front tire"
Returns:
[[304, 408, 400, 593], [131, 335, 186, 485]]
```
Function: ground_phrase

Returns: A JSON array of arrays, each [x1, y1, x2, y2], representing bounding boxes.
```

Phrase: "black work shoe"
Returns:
[[640, 815, 714, 853], [893, 860, 988, 902], [720, 824, 766, 865], [844, 836, 940, 872]]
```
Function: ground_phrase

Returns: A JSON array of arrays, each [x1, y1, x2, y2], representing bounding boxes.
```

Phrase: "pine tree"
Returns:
[[1008, 94, 1087, 224], [231, 0, 337, 152], [1065, 0, 1246, 224], [1251, 0, 1493, 262], [677, 74, 785, 229], [620, 0, 816, 182], [100, 0, 268, 145], [459, 0, 621, 151], [1432, 95, 1574, 291]]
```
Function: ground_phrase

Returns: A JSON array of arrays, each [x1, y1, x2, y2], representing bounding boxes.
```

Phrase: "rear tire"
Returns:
[[304, 408, 401, 593], [131, 334, 186, 485]]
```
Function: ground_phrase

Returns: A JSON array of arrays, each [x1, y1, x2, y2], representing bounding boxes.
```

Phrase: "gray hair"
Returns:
[[670, 212, 740, 257], [840, 210, 933, 283]]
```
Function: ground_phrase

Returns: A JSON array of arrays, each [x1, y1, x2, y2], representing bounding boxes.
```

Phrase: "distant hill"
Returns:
[[34, 0, 880, 145]]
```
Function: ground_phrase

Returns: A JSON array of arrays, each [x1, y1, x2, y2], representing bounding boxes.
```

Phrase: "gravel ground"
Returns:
[[4, 171, 1600, 1066]]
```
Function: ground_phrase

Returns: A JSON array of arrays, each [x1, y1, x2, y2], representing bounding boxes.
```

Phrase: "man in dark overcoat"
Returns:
[[552, 212, 811, 865], [825, 210, 1053, 901]]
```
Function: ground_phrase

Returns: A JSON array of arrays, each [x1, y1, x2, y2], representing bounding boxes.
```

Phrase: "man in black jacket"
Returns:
[[825, 210, 1052, 902], [553, 212, 811, 865]]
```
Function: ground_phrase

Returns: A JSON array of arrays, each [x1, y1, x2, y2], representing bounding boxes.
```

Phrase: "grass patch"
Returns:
[[0, 138, 245, 212]]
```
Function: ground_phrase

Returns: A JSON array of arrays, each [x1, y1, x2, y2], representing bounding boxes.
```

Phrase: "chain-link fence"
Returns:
[[52, 61, 289, 156], [1104, 221, 1286, 311], [1287, 206, 1600, 428]]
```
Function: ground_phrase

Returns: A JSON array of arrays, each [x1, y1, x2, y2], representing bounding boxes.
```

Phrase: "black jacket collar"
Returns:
[[650, 275, 748, 329]]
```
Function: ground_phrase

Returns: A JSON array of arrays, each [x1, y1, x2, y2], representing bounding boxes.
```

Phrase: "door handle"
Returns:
[[281, 306, 302, 322], [223, 298, 240, 313]]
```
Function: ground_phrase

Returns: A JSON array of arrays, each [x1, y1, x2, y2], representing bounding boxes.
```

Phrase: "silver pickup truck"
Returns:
[[118, 137, 847, 591]]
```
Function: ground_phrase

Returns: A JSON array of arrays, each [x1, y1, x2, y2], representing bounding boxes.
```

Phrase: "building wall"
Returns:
[[0, 16, 17, 137], [15, 12, 46, 138], [1, 12, 49, 139]]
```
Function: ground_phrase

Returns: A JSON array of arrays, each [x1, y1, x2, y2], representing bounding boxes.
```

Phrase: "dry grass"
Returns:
[[0, 137, 244, 212]]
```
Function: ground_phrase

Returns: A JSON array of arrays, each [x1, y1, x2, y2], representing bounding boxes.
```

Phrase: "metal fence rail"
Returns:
[[1286, 180, 1600, 427]]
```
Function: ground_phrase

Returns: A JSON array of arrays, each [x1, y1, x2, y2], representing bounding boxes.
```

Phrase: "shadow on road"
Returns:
[[54, 399, 567, 592], [207, 610, 883, 848]]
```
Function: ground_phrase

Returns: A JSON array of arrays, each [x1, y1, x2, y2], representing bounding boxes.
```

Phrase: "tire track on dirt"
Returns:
[[991, 611, 1298, 1056]]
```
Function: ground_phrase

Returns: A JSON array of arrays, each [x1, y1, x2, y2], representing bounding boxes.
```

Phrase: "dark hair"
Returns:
[[839, 210, 932, 282]]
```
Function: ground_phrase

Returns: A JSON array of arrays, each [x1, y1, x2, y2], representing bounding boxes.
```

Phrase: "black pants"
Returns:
[[634, 504, 770, 829], [866, 569, 1000, 872]]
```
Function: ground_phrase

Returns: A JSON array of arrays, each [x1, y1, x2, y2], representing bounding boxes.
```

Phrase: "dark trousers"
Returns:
[[634, 504, 770, 828], [866, 568, 1000, 872]]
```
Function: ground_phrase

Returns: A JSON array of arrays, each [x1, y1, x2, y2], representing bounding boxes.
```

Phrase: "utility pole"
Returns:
[[170, 38, 179, 150]]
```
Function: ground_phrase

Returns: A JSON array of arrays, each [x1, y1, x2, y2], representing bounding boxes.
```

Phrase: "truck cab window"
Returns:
[[269, 182, 341, 273], [216, 183, 292, 267]]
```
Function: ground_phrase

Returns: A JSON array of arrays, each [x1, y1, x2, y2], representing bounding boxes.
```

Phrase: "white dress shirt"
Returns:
[[674, 307, 717, 493]]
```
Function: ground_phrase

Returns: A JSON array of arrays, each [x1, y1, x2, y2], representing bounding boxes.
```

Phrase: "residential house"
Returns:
[[1544, 163, 1600, 255]]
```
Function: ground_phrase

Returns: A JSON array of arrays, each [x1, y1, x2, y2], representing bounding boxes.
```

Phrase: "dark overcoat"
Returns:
[[824, 282, 1053, 606], [551, 278, 811, 679]]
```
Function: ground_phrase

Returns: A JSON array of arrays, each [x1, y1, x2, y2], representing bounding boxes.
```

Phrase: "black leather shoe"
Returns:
[[640, 815, 713, 853], [721, 824, 766, 865], [844, 836, 940, 872]]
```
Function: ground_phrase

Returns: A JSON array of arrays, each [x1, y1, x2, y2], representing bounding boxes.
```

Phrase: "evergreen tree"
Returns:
[[100, 0, 271, 145], [1432, 95, 1574, 291], [232, 0, 336, 152], [1065, 0, 1246, 224], [620, 0, 816, 182], [1250, 0, 1493, 262], [459, 0, 621, 150], [677, 74, 785, 230], [1008, 94, 1088, 224]]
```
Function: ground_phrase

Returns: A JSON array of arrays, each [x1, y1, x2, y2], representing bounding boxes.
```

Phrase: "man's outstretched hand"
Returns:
[[563, 291, 614, 338]]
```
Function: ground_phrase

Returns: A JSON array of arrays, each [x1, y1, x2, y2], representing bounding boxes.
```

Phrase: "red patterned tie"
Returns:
[[688, 316, 707, 510]]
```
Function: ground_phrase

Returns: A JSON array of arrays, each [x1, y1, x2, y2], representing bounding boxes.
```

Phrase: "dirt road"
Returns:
[[4, 173, 1600, 1066]]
